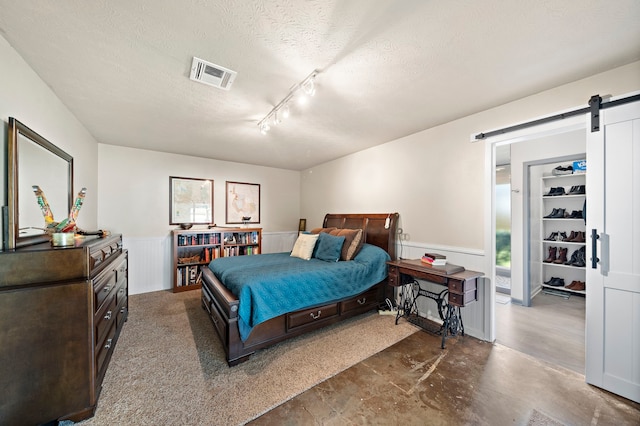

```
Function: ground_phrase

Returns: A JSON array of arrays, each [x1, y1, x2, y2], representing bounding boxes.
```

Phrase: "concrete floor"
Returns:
[[249, 329, 640, 425]]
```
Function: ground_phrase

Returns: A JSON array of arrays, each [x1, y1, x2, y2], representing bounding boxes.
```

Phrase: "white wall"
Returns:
[[0, 35, 99, 248], [301, 61, 640, 341], [302, 61, 640, 247], [97, 144, 301, 294]]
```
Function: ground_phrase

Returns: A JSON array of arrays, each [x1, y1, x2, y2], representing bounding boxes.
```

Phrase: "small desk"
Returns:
[[387, 259, 484, 348]]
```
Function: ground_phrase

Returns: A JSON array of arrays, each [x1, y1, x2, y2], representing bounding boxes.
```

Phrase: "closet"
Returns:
[[540, 162, 586, 296]]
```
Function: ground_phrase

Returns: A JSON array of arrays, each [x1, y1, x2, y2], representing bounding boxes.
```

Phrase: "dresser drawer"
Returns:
[[88, 235, 123, 275], [93, 269, 116, 312], [116, 275, 128, 330], [95, 295, 117, 349], [117, 302, 128, 330], [341, 287, 379, 314], [114, 256, 128, 284], [96, 321, 117, 382], [287, 303, 338, 330], [115, 279, 127, 307]]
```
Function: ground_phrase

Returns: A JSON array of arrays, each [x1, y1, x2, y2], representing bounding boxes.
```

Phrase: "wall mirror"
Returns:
[[5, 117, 73, 249]]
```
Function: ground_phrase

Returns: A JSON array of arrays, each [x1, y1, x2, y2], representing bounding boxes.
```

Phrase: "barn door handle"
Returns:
[[591, 229, 600, 269]]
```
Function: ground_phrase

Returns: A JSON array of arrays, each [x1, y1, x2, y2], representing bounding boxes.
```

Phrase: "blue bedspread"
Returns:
[[208, 243, 390, 341]]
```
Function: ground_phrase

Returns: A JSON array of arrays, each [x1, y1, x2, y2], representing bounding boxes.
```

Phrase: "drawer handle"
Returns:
[[105, 338, 113, 350], [309, 310, 322, 320], [104, 310, 112, 320], [357, 298, 367, 305], [103, 285, 112, 293]]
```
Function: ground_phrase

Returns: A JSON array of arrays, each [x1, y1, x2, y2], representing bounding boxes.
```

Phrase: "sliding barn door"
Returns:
[[585, 100, 640, 403]]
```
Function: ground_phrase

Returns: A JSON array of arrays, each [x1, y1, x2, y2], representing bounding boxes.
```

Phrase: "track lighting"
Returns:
[[257, 70, 318, 135]]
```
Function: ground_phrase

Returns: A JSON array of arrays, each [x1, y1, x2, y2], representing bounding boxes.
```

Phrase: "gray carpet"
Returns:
[[79, 290, 416, 425]]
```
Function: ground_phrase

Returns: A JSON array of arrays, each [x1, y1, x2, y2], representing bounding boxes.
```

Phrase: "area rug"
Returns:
[[79, 290, 417, 425]]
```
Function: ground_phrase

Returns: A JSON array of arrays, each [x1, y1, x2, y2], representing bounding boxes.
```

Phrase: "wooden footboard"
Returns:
[[200, 212, 398, 366], [201, 267, 383, 366]]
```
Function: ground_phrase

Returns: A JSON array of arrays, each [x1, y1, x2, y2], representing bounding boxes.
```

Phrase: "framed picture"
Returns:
[[169, 176, 213, 225], [225, 181, 260, 224]]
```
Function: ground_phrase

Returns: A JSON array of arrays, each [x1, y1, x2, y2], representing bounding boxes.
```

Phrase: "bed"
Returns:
[[200, 213, 399, 366]]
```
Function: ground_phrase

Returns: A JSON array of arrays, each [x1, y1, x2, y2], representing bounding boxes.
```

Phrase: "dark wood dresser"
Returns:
[[0, 234, 128, 424]]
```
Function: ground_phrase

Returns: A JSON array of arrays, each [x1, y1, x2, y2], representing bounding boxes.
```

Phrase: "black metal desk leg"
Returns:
[[441, 304, 454, 349]]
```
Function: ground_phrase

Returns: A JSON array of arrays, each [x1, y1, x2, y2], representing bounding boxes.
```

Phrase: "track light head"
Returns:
[[281, 104, 290, 119], [257, 69, 318, 134], [259, 121, 270, 135]]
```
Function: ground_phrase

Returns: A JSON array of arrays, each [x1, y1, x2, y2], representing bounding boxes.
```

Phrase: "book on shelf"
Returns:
[[421, 252, 447, 266]]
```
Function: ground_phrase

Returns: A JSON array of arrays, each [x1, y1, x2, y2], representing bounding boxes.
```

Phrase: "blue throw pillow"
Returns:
[[314, 232, 346, 262]]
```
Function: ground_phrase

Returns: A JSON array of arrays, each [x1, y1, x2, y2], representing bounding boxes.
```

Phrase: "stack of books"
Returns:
[[421, 252, 447, 266]]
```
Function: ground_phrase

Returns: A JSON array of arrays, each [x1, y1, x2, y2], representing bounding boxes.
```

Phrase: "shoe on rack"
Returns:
[[569, 210, 584, 218], [558, 232, 568, 241], [544, 231, 559, 241], [569, 247, 586, 267], [565, 231, 576, 242], [548, 208, 566, 218], [544, 208, 559, 218], [568, 231, 585, 243], [566, 280, 586, 291], [565, 280, 579, 289], [545, 187, 566, 196], [553, 247, 568, 264], [552, 165, 574, 176], [544, 277, 565, 287], [568, 185, 586, 195], [543, 246, 557, 263], [565, 248, 577, 265]]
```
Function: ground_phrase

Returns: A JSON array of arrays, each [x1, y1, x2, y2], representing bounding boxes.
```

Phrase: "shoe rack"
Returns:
[[540, 164, 586, 295]]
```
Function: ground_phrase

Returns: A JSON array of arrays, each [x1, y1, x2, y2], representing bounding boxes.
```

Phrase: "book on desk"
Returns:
[[421, 252, 448, 267], [409, 258, 465, 275]]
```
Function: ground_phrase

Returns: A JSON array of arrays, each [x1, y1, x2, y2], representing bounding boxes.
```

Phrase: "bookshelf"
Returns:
[[171, 227, 262, 292]]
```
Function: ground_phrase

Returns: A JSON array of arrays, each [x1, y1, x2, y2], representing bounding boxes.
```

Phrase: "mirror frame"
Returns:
[[6, 117, 73, 249]]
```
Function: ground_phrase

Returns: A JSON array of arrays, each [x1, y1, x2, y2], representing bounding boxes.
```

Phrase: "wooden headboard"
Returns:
[[323, 213, 399, 260]]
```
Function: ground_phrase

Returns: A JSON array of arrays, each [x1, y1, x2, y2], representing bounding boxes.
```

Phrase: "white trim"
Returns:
[[398, 240, 484, 257], [480, 104, 590, 343]]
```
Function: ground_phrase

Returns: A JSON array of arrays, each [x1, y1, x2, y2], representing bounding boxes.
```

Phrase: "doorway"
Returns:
[[489, 124, 588, 374]]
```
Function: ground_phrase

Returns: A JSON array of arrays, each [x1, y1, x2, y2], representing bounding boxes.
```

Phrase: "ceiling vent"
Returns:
[[189, 57, 237, 90]]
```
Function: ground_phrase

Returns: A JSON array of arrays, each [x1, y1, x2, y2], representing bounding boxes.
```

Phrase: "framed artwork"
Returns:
[[225, 181, 260, 224], [169, 176, 213, 225]]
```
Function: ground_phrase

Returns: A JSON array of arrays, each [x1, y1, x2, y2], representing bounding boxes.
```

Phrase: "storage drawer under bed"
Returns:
[[341, 287, 380, 314], [202, 284, 228, 343], [287, 303, 339, 330]]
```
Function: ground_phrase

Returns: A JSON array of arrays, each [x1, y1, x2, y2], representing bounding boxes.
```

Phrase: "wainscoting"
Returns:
[[122, 235, 490, 343], [394, 240, 489, 343], [123, 231, 298, 295]]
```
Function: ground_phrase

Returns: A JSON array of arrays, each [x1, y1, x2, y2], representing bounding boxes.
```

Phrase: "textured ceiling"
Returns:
[[1, 1, 639, 170]]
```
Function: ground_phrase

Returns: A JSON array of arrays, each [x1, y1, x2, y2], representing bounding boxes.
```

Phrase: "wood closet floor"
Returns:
[[495, 291, 585, 374]]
